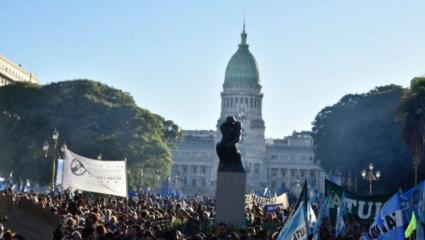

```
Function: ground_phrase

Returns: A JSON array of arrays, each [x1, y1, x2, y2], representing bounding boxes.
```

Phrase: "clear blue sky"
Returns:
[[2, 1, 425, 138]]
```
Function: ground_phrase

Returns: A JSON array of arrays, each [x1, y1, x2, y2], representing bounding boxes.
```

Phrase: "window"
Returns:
[[271, 180, 277, 189], [281, 169, 287, 177], [192, 166, 198, 174], [192, 178, 197, 186], [271, 168, 277, 177], [201, 166, 207, 174], [182, 165, 188, 173], [250, 98, 253, 108]]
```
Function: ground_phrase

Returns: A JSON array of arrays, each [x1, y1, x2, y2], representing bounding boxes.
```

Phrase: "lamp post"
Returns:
[[361, 163, 381, 195], [43, 129, 60, 192]]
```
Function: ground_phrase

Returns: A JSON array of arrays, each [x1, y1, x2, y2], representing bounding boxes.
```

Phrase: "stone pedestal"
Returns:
[[215, 171, 246, 226]]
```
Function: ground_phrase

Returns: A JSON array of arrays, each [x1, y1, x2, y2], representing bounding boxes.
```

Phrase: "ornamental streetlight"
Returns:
[[42, 129, 60, 192], [361, 163, 381, 195]]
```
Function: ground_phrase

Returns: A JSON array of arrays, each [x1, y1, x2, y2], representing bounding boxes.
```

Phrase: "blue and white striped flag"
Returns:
[[335, 192, 348, 238], [277, 201, 308, 240], [23, 179, 31, 192], [313, 193, 332, 240]]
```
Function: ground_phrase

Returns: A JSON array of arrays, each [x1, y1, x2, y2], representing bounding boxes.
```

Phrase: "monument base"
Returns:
[[215, 171, 246, 226]]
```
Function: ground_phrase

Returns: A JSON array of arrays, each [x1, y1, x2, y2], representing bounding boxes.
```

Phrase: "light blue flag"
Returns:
[[417, 221, 424, 240], [313, 193, 332, 240], [23, 179, 31, 192], [401, 181, 425, 223], [278, 201, 308, 240], [417, 185, 425, 240], [335, 192, 348, 238], [369, 192, 404, 240]]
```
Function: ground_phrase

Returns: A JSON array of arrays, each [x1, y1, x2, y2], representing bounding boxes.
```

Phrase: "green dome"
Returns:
[[224, 28, 259, 84]]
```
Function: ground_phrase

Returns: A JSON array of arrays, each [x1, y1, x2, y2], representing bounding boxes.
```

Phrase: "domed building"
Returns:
[[169, 26, 324, 196]]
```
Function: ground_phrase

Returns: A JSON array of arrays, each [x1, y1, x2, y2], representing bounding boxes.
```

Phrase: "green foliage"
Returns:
[[0, 80, 180, 188], [398, 77, 425, 157], [312, 85, 419, 193]]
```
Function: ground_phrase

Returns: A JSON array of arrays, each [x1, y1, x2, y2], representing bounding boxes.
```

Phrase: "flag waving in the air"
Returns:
[[277, 201, 308, 240], [369, 192, 404, 240]]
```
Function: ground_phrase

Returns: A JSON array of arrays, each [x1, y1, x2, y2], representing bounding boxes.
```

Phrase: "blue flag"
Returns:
[[335, 192, 348, 238], [417, 221, 424, 240], [278, 201, 308, 240], [369, 192, 404, 240], [401, 181, 425, 223], [23, 179, 31, 192], [313, 193, 331, 240], [417, 185, 425, 240]]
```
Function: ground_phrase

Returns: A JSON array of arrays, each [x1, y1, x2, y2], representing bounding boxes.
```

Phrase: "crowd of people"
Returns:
[[0, 188, 369, 240]]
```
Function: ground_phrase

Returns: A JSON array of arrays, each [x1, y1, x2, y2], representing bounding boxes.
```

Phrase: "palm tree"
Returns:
[[398, 77, 425, 185]]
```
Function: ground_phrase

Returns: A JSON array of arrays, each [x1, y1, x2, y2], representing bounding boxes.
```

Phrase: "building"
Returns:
[[169, 26, 325, 196], [0, 54, 39, 86]]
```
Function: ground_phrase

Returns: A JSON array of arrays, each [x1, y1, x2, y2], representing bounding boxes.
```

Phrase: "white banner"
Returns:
[[245, 192, 289, 209], [62, 147, 127, 197]]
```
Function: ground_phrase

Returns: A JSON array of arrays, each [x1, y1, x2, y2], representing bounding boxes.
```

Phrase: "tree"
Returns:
[[0, 80, 180, 188], [312, 85, 417, 193], [398, 77, 425, 185]]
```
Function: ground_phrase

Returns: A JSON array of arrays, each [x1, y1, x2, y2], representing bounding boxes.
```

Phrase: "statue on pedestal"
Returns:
[[216, 116, 245, 172]]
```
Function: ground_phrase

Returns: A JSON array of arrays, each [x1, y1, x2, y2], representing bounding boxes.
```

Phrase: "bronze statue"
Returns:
[[216, 116, 245, 172]]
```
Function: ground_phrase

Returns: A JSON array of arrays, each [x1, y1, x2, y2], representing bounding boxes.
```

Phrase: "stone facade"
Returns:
[[169, 27, 324, 196], [0, 54, 39, 87]]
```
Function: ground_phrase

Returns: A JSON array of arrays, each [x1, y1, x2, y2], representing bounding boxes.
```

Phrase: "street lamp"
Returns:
[[361, 163, 381, 195], [43, 129, 60, 192]]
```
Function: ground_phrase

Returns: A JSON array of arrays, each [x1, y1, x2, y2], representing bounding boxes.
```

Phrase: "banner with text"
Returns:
[[245, 192, 289, 209], [62, 147, 127, 197], [325, 179, 393, 223]]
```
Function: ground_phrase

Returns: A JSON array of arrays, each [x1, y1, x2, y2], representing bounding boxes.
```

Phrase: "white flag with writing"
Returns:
[[62, 147, 127, 197]]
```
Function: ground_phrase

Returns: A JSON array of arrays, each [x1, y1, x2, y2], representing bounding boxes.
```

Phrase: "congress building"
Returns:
[[169, 26, 324, 196]]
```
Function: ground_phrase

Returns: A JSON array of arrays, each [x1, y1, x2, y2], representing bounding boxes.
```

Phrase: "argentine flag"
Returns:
[[369, 192, 404, 240], [313, 193, 331, 240], [277, 201, 308, 240], [335, 192, 348, 238]]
